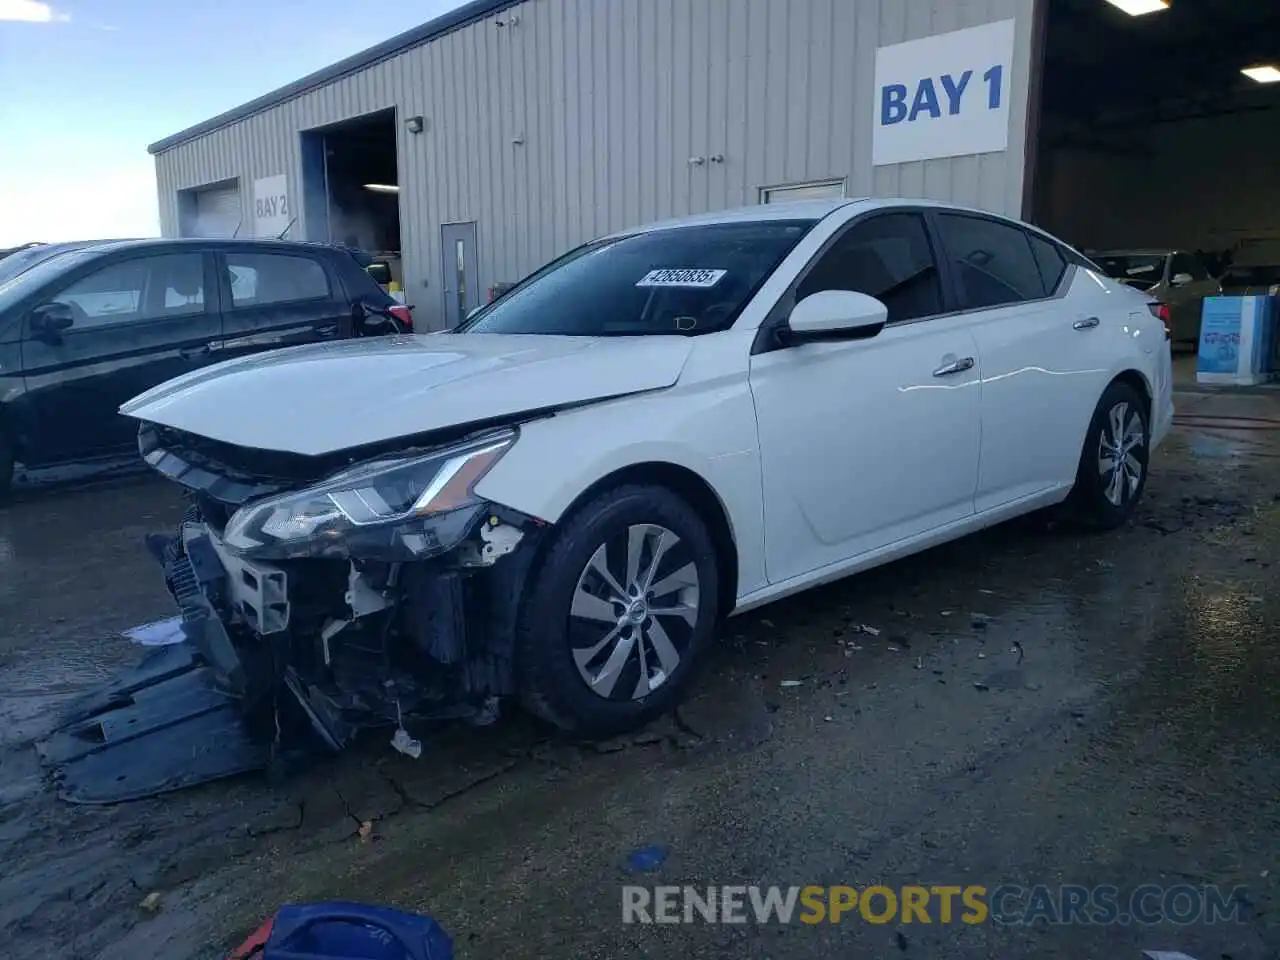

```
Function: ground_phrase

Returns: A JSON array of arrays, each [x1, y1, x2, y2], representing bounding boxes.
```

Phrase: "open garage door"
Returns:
[[180, 182, 242, 238], [1030, 0, 1280, 350]]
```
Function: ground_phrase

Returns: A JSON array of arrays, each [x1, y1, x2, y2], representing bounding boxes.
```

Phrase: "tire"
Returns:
[[515, 484, 721, 738], [1067, 380, 1150, 530]]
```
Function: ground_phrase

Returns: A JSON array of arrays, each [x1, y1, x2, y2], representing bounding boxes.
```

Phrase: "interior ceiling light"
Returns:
[[363, 183, 400, 194], [1241, 65, 1280, 84], [1103, 0, 1169, 15]]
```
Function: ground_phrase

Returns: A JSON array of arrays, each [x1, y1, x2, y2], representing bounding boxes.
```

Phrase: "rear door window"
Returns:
[[936, 213, 1047, 309], [225, 253, 330, 308]]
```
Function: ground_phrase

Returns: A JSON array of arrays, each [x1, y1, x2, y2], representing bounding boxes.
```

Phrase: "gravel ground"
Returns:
[[1, 384, 1278, 959]]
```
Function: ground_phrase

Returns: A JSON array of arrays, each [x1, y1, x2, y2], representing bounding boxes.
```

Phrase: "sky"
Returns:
[[0, 0, 461, 246]]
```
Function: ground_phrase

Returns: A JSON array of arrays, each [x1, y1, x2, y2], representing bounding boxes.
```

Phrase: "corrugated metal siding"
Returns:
[[154, 0, 1035, 330]]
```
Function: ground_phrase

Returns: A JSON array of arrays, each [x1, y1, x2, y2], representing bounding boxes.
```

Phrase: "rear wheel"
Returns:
[[1067, 381, 1150, 529], [515, 484, 720, 738]]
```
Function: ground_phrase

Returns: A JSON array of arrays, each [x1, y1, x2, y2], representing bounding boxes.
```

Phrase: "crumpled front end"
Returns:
[[142, 419, 547, 746], [40, 420, 547, 802]]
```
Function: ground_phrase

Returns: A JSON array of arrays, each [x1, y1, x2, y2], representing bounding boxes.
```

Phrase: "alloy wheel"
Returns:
[[569, 523, 700, 701], [1097, 400, 1145, 507]]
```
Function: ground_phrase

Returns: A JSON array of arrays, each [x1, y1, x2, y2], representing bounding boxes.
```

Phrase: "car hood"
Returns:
[[120, 333, 694, 456]]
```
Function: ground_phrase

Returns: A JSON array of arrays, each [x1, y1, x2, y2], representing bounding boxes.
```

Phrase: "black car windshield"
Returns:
[[461, 220, 816, 336], [0, 243, 95, 286], [0, 247, 103, 312]]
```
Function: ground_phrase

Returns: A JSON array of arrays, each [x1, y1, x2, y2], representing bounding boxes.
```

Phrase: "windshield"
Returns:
[[0, 247, 103, 313], [0, 245, 80, 285], [461, 220, 816, 336], [1092, 254, 1168, 290]]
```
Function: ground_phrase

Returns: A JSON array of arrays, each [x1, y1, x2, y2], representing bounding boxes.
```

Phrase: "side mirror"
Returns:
[[1171, 272, 1194, 288], [785, 290, 888, 344], [30, 302, 75, 335]]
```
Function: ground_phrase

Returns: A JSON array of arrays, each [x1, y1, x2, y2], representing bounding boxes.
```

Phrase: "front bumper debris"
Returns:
[[36, 642, 275, 804], [38, 494, 541, 802]]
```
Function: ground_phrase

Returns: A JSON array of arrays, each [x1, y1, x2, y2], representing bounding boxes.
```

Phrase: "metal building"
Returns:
[[150, 0, 1037, 331]]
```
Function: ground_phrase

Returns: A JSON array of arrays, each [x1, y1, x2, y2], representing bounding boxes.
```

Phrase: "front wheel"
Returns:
[[1067, 381, 1150, 529], [515, 484, 721, 738]]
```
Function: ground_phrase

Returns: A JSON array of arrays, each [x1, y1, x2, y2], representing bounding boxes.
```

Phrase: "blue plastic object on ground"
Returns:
[[626, 844, 670, 873], [260, 902, 453, 960]]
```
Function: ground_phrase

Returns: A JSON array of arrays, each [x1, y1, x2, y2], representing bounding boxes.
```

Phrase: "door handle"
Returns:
[[179, 344, 211, 361], [933, 356, 975, 377], [1073, 316, 1100, 330]]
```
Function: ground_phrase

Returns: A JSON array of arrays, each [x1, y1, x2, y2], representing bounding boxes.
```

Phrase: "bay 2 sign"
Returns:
[[253, 174, 291, 237], [873, 19, 1017, 167]]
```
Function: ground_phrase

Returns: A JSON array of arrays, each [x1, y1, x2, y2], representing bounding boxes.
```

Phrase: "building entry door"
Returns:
[[440, 221, 478, 329]]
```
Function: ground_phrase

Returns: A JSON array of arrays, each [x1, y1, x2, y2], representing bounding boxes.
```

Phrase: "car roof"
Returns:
[[605, 196, 1062, 239], [75, 237, 352, 255]]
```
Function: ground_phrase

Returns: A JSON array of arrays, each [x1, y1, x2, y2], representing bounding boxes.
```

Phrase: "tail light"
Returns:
[[388, 304, 414, 330], [1147, 301, 1171, 340]]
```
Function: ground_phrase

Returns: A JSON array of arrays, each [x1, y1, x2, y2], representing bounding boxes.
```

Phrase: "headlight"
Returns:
[[222, 430, 515, 560]]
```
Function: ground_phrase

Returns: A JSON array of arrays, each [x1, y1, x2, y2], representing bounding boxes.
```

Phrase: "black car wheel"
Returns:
[[1067, 380, 1150, 529], [515, 484, 721, 738]]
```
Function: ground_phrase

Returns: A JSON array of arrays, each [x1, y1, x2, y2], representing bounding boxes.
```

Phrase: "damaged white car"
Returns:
[[39, 198, 1173, 801]]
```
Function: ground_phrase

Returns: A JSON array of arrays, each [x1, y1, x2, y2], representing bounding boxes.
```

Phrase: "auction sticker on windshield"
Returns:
[[637, 268, 727, 288]]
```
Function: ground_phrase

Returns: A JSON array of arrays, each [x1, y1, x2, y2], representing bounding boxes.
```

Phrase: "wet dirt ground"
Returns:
[[2, 384, 1279, 959]]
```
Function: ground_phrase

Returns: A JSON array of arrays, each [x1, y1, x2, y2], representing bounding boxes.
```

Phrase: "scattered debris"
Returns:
[[977, 652, 986, 659], [971, 613, 992, 629], [940, 610, 953, 616], [973, 682, 990, 692], [626, 844, 670, 873], [124, 617, 185, 647], [1142, 952, 1202, 960], [915, 657, 924, 670], [896, 930, 909, 951], [780, 680, 803, 688], [358, 820, 374, 843], [760, 619, 777, 629], [855, 624, 881, 636], [1095, 559, 1115, 570], [824, 716, 833, 722], [979, 589, 995, 595], [391, 727, 423, 759], [1011, 640, 1025, 663], [139, 892, 163, 913]]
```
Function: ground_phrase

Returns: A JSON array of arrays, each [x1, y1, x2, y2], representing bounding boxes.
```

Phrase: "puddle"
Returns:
[[1187, 433, 1246, 460]]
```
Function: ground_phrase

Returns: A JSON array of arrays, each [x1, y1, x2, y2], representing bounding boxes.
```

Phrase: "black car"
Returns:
[[0, 238, 410, 492]]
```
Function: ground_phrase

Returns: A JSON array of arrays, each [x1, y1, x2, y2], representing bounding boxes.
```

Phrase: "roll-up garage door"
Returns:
[[185, 184, 242, 237]]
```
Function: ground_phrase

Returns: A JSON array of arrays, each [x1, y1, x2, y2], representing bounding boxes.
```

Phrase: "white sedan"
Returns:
[[120, 197, 1174, 750]]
